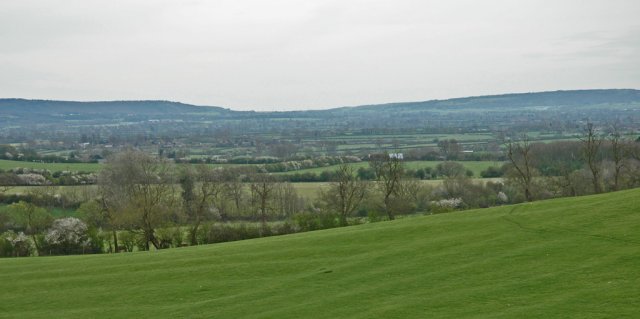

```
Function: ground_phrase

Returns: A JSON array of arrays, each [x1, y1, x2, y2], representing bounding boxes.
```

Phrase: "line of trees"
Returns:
[[504, 125, 640, 201]]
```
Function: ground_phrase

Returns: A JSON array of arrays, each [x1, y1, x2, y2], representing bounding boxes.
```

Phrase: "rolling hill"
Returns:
[[2, 89, 639, 116], [0, 99, 229, 115], [340, 89, 640, 112], [1, 189, 638, 318]]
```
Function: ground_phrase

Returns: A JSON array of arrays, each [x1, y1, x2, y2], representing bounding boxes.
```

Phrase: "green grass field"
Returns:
[[0, 158, 503, 182], [0, 159, 249, 172], [1, 189, 638, 318], [5, 178, 501, 203], [275, 160, 503, 177]]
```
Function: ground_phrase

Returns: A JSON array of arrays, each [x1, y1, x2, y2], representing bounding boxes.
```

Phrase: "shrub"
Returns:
[[118, 231, 137, 252], [430, 198, 463, 214], [367, 210, 382, 223], [435, 162, 466, 178], [155, 227, 184, 248], [0, 235, 12, 257], [480, 166, 504, 178], [42, 217, 96, 255], [1, 230, 33, 257], [272, 221, 296, 235], [294, 211, 338, 231], [199, 222, 267, 244]]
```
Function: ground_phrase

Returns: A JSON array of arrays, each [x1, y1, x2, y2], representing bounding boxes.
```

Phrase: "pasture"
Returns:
[[0, 158, 501, 176], [1, 189, 638, 318], [273, 160, 502, 177]]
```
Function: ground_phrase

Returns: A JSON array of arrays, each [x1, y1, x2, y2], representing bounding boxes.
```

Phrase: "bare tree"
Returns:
[[78, 198, 120, 253], [608, 130, 625, 191], [438, 139, 462, 160], [627, 137, 640, 161], [0, 172, 20, 194], [180, 165, 223, 245], [221, 167, 246, 215], [320, 163, 367, 226], [579, 123, 603, 194], [506, 134, 534, 202], [98, 150, 177, 250], [370, 152, 404, 220], [274, 182, 304, 219], [250, 173, 276, 227]]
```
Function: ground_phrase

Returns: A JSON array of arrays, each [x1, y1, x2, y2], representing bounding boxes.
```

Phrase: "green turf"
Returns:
[[1, 189, 639, 318]]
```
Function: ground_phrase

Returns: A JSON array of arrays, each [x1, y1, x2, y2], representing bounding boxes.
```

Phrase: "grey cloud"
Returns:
[[0, 0, 638, 110]]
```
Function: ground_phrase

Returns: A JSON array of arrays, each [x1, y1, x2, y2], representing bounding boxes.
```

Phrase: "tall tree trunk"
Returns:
[[190, 222, 200, 246], [524, 186, 532, 202], [112, 230, 118, 253], [146, 228, 160, 250], [31, 234, 41, 256], [339, 212, 348, 226], [384, 195, 395, 220], [260, 192, 268, 226]]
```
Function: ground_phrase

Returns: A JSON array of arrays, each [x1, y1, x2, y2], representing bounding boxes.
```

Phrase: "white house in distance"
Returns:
[[367, 152, 404, 160]]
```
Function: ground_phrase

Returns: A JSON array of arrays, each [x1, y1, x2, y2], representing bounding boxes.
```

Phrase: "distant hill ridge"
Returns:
[[1, 89, 639, 115], [347, 89, 640, 111], [0, 99, 229, 115]]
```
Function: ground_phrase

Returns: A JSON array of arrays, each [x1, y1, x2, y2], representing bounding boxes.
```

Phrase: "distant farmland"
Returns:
[[0, 159, 502, 177]]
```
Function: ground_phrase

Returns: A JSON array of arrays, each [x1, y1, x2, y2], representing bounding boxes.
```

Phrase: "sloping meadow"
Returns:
[[1, 189, 638, 318]]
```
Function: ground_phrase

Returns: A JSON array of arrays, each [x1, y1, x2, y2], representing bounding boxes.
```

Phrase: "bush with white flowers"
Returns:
[[497, 191, 509, 203], [44, 217, 91, 255], [2, 230, 33, 257], [430, 197, 464, 213]]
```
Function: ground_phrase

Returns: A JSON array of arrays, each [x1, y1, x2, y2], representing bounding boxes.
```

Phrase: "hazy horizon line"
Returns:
[[2, 87, 638, 112]]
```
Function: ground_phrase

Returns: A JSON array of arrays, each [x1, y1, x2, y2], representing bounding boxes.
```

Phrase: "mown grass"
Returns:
[[1, 189, 638, 318]]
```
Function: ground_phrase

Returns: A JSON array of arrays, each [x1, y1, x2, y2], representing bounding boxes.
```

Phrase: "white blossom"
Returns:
[[45, 217, 90, 246], [431, 197, 463, 209], [497, 192, 509, 203]]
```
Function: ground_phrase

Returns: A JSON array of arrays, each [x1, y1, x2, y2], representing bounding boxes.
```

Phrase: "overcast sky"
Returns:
[[1, 0, 638, 111]]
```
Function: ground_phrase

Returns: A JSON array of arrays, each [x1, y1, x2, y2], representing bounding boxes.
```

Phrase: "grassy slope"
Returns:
[[1, 189, 639, 318]]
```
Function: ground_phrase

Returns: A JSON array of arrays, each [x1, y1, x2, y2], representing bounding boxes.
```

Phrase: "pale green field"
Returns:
[[4, 178, 502, 201], [275, 161, 503, 177], [0, 159, 503, 178]]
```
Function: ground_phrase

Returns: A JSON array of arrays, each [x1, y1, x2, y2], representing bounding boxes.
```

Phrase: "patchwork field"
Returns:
[[0, 158, 501, 176], [1, 189, 638, 318]]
